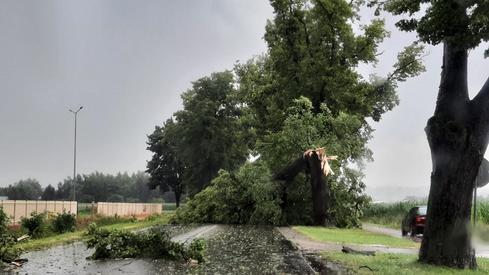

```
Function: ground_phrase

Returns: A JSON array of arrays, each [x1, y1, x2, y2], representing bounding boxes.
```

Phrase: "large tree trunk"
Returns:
[[419, 43, 488, 268], [274, 150, 331, 226], [305, 150, 330, 225]]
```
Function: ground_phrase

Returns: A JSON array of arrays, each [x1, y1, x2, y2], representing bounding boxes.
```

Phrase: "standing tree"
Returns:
[[6, 178, 43, 200], [172, 71, 250, 195], [236, 0, 425, 226], [147, 119, 186, 207], [375, 0, 489, 269], [41, 184, 57, 200]]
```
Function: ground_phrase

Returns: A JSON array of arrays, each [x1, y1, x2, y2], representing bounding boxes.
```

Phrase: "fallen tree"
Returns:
[[85, 223, 205, 263]]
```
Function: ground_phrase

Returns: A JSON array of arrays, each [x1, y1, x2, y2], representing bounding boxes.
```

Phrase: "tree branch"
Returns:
[[274, 156, 306, 181], [433, 43, 469, 116], [470, 77, 489, 143], [471, 77, 489, 111]]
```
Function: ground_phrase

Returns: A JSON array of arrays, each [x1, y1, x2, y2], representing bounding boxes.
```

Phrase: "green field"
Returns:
[[294, 226, 418, 248], [362, 199, 489, 230], [362, 200, 425, 229], [323, 252, 489, 274]]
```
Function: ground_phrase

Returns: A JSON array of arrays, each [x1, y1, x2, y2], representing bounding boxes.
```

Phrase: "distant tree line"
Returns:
[[0, 172, 173, 203]]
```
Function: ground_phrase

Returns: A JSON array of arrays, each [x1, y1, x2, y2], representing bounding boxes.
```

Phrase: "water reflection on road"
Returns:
[[19, 225, 315, 274]]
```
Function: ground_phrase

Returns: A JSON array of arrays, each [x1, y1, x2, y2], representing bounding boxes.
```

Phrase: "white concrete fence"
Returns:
[[96, 202, 162, 217], [0, 200, 163, 225], [0, 200, 77, 225]]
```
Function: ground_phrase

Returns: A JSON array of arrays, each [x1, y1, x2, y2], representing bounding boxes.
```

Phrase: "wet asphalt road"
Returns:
[[17, 225, 315, 275]]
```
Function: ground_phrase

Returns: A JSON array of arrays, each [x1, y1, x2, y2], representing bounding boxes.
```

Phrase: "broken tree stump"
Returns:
[[274, 147, 337, 226]]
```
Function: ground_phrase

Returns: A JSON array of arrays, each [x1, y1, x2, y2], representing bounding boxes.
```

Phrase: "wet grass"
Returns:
[[294, 226, 418, 248], [15, 214, 172, 251], [322, 252, 489, 274]]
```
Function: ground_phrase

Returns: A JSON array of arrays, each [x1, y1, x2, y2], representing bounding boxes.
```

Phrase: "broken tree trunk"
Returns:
[[275, 148, 337, 226]]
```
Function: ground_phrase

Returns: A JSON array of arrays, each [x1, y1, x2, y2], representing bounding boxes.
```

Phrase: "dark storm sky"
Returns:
[[0, 0, 488, 201]]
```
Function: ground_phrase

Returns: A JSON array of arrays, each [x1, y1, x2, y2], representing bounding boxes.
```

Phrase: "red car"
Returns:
[[401, 206, 427, 237]]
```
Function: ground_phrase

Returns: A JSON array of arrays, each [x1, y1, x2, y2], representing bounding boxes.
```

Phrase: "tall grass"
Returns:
[[362, 200, 426, 229], [476, 200, 489, 225], [363, 198, 489, 230]]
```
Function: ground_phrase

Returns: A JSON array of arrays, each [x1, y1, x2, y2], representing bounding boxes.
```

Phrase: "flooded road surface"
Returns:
[[19, 242, 191, 274], [18, 225, 315, 274]]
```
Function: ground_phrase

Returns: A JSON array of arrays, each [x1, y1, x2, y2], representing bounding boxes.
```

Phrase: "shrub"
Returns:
[[85, 223, 204, 262], [172, 162, 282, 225], [52, 211, 76, 233], [0, 208, 21, 265], [21, 212, 46, 238], [329, 167, 371, 228]]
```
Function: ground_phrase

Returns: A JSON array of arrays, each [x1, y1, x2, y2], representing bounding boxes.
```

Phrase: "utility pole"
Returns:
[[69, 106, 83, 202]]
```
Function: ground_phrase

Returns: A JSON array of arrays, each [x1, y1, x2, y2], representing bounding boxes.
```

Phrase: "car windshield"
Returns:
[[418, 206, 427, 215]]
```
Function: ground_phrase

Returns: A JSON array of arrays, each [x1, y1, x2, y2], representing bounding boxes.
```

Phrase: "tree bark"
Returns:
[[305, 150, 331, 225], [175, 191, 181, 208], [419, 43, 485, 268], [274, 150, 331, 226]]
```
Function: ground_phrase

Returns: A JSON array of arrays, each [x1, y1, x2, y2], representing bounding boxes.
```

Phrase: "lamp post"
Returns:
[[69, 106, 83, 202]]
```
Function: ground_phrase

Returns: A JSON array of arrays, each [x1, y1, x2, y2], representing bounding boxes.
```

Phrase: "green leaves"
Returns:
[[52, 211, 76, 233], [172, 162, 282, 225], [390, 43, 426, 83], [0, 208, 21, 265], [383, 0, 424, 16], [86, 223, 205, 262], [381, 0, 489, 51]]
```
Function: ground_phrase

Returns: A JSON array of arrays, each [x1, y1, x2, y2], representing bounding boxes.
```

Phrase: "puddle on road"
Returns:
[[18, 224, 196, 275], [17, 225, 316, 274]]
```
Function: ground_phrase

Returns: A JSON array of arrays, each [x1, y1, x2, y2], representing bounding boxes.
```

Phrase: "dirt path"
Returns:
[[362, 223, 402, 238], [362, 223, 489, 258], [277, 227, 418, 255], [362, 223, 422, 242]]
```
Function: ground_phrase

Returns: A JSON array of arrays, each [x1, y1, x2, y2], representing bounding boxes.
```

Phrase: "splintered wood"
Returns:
[[304, 148, 338, 176]]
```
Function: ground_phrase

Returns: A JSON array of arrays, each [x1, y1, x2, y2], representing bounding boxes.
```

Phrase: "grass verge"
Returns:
[[361, 218, 401, 230], [15, 214, 172, 251], [322, 251, 489, 274], [293, 226, 418, 248]]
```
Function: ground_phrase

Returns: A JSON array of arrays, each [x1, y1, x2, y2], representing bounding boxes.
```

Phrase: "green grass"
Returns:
[[294, 226, 418, 248], [322, 252, 489, 274], [15, 214, 172, 251], [163, 203, 177, 211]]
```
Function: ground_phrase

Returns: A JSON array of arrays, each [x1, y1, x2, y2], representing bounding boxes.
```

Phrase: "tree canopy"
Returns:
[[170, 0, 424, 227], [146, 119, 185, 207], [147, 71, 253, 202], [0, 179, 42, 200]]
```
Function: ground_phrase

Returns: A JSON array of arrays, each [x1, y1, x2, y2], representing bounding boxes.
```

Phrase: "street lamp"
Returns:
[[69, 106, 83, 202]]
